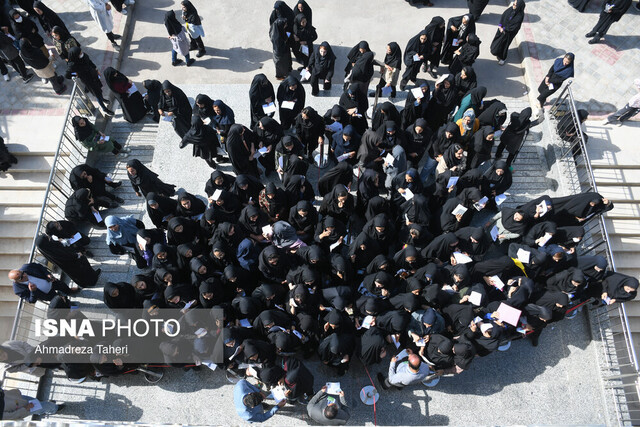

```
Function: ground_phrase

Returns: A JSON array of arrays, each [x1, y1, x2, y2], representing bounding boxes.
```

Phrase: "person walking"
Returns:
[[85, 0, 121, 47], [586, 0, 632, 44], [490, 0, 526, 65], [165, 10, 194, 66], [0, 32, 33, 83], [604, 79, 640, 126]]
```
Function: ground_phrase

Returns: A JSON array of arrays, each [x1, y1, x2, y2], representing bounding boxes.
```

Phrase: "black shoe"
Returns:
[[22, 73, 34, 83], [112, 34, 122, 40], [377, 372, 390, 390], [368, 91, 377, 97], [196, 49, 206, 58], [114, 196, 125, 204], [530, 334, 539, 347], [428, 69, 438, 79], [399, 80, 407, 91], [109, 181, 122, 189], [103, 108, 115, 116], [216, 155, 229, 163], [172, 59, 183, 66], [95, 268, 102, 277], [111, 42, 119, 49], [186, 58, 195, 67], [84, 250, 94, 258], [109, 201, 119, 208], [588, 36, 601, 44], [585, 31, 596, 38]]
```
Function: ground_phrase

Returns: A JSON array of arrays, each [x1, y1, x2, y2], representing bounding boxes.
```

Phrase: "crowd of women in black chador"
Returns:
[[15, 0, 640, 401]]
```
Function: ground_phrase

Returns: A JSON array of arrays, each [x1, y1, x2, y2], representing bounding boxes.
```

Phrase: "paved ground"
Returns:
[[0, 0, 128, 149], [517, 0, 640, 116]]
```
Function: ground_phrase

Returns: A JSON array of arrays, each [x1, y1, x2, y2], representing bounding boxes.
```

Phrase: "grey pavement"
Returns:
[[517, 0, 640, 116], [39, 84, 614, 425]]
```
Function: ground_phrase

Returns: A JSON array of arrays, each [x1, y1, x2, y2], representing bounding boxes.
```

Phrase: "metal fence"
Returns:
[[549, 80, 640, 425], [2, 83, 97, 393]]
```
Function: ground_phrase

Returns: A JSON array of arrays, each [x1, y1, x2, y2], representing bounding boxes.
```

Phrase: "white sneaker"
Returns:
[[128, 0, 135, 4], [121, 146, 131, 153], [498, 60, 505, 66], [121, 8, 127, 15], [118, 152, 129, 158], [41, 78, 48, 84], [3, 74, 9, 81]]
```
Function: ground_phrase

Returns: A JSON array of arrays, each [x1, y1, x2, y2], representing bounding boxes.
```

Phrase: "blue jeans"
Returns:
[[172, 50, 191, 63]]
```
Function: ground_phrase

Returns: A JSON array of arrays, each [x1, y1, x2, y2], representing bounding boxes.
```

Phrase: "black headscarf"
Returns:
[[164, 10, 183, 36], [501, 0, 526, 33], [501, 207, 530, 235], [181, 1, 202, 25], [385, 42, 402, 69]]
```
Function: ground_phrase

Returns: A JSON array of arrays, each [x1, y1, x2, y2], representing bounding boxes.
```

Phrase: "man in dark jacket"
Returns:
[[9, 263, 78, 303], [306, 386, 350, 425]]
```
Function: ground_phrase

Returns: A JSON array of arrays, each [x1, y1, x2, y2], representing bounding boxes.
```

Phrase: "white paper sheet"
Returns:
[[538, 232, 553, 247], [452, 204, 468, 216], [67, 232, 83, 245], [281, 100, 296, 110], [490, 275, 505, 290], [358, 315, 374, 330], [329, 240, 341, 252], [452, 38, 460, 46], [453, 252, 473, 264], [336, 153, 351, 162], [300, 44, 309, 56], [381, 85, 393, 97], [402, 188, 414, 201], [391, 334, 401, 349], [537, 200, 549, 216], [229, 345, 243, 360], [212, 189, 222, 201], [411, 87, 424, 99], [127, 82, 138, 95], [490, 225, 500, 242], [495, 193, 507, 206], [396, 349, 409, 360], [384, 153, 395, 166], [413, 54, 421, 62], [93, 211, 102, 223], [162, 115, 173, 122], [136, 233, 147, 250], [469, 291, 483, 306], [474, 196, 489, 211], [300, 68, 311, 81], [238, 318, 252, 328], [497, 302, 522, 326], [262, 102, 277, 114], [262, 225, 273, 236], [516, 248, 531, 264], [272, 385, 287, 403], [447, 176, 459, 188]]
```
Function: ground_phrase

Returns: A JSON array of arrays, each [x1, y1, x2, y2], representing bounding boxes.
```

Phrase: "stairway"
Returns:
[[585, 123, 640, 363], [0, 145, 57, 341]]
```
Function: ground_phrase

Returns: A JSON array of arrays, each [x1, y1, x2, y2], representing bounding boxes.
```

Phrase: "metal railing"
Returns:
[[2, 83, 97, 390], [550, 81, 640, 425]]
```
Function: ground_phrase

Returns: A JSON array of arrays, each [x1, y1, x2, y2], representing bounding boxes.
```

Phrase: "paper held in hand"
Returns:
[[29, 399, 42, 413], [381, 85, 393, 97], [451, 204, 468, 216], [262, 225, 273, 236], [358, 315, 374, 330], [497, 302, 522, 326], [384, 153, 395, 166], [411, 87, 424, 99], [447, 176, 459, 188], [300, 68, 311, 81], [262, 102, 277, 114], [238, 318, 252, 328], [212, 189, 222, 201], [453, 252, 473, 264], [413, 54, 421, 62], [402, 188, 414, 201], [490, 225, 500, 241], [136, 233, 147, 250], [67, 232, 83, 245], [516, 248, 531, 264], [336, 153, 351, 162], [495, 193, 507, 206], [538, 232, 553, 247], [329, 240, 342, 252], [281, 100, 296, 110], [469, 290, 483, 306], [162, 115, 173, 122], [474, 196, 489, 211], [537, 200, 549, 216], [326, 382, 342, 395], [490, 275, 505, 290], [300, 44, 309, 56], [391, 334, 401, 348], [254, 146, 269, 158], [126, 82, 138, 95], [272, 386, 287, 403], [452, 38, 460, 46], [93, 211, 103, 223]]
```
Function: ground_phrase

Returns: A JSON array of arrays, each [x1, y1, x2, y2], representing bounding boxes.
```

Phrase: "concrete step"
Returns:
[[597, 185, 640, 201], [592, 168, 640, 185], [609, 236, 640, 251], [591, 164, 640, 170], [609, 252, 640, 271], [0, 222, 38, 239], [622, 301, 640, 317], [603, 202, 640, 220], [0, 254, 30, 271], [605, 219, 640, 237], [0, 286, 18, 303], [0, 207, 42, 222], [0, 189, 47, 207], [0, 172, 58, 190], [0, 238, 34, 254], [1, 156, 54, 173], [614, 268, 640, 280]]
